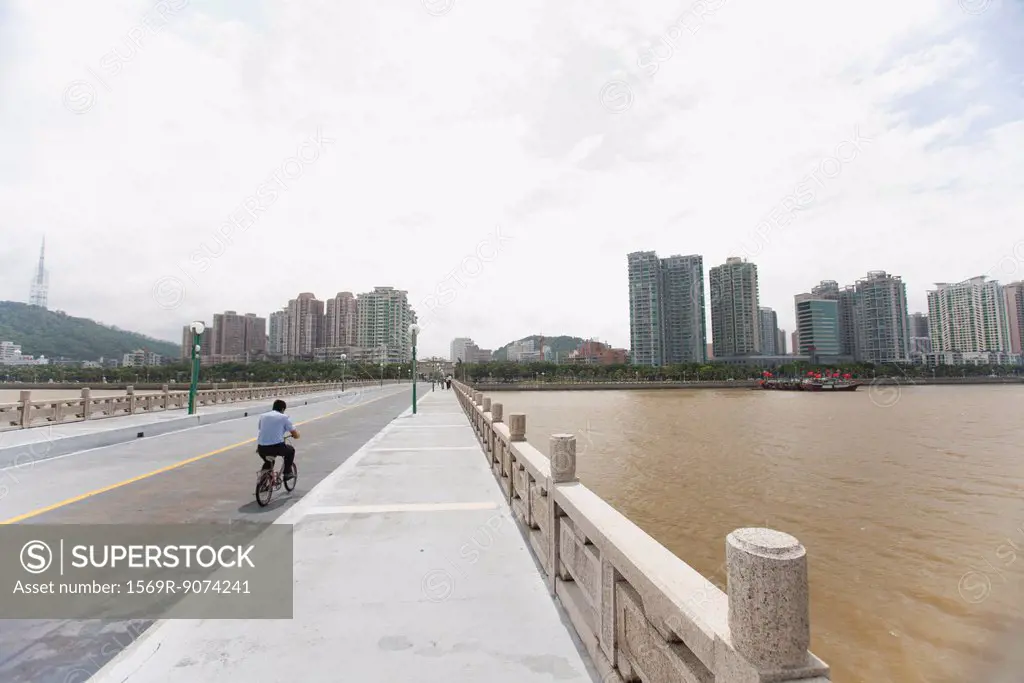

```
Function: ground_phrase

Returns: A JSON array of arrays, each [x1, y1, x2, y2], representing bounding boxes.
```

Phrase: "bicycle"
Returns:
[[255, 436, 298, 507]]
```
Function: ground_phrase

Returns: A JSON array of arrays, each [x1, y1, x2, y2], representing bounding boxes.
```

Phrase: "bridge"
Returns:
[[0, 380, 831, 683]]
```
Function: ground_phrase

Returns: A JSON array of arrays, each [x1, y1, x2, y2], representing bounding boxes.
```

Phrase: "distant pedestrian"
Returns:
[[446, 377, 452, 390]]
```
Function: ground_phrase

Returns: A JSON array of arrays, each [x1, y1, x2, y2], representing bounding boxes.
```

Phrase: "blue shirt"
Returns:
[[257, 410, 295, 446]]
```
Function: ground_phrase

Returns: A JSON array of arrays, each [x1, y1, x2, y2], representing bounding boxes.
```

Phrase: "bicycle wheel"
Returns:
[[255, 471, 274, 507], [284, 462, 297, 492]]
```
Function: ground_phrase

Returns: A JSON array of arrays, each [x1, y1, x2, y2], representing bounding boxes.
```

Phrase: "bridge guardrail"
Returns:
[[452, 379, 831, 683], [0, 380, 401, 431]]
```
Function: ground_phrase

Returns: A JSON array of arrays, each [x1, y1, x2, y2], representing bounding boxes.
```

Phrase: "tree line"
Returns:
[[0, 360, 444, 385], [455, 360, 1023, 382], [2, 358, 1019, 385]]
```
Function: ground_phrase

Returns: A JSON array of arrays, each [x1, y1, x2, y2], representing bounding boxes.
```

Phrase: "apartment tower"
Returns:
[[709, 257, 760, 358], [1003, 282, 1024, 354], [286, 293, 325, 359], [268, 310, 286, 356], [627, 251, 706, 366], [325, 292, 359, 348], [356, 286, 417, 363], [243, 313, 267, 356], [759, 307, 779, 355], [451, 337, 474, 363], [853, 271, 911, 363], [212, 311, 247, 357], [927, 276, 1011, 352], [180, 322, 213, 362]]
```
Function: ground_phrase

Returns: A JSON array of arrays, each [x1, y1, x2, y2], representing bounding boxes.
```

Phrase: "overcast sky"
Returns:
[[1, 0, 1022, 358]]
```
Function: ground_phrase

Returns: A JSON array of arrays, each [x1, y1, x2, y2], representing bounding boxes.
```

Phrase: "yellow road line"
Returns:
[[0, 389, 399, 525]]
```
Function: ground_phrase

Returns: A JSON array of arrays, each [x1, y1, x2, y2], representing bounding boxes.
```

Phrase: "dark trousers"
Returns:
[[257, 443, 295, 476]]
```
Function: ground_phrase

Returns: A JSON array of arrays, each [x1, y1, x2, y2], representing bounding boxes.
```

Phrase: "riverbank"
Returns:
[[471, 376, 1024, 390]]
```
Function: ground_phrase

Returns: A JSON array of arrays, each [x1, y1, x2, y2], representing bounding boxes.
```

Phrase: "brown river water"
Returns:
[[488, 385, 1024, 683]]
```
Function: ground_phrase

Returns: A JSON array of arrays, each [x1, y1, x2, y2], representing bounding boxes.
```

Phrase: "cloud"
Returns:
[[0, 0, 1022, 357]]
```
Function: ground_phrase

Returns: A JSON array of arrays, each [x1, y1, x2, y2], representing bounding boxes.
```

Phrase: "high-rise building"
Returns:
[[777, 328, 787, 356], [853, 271, 911, 363], [325, 292, 358, 348], [791, 330, 799, 356], [450, 337, 491, 363], [660, 255, 706, 364], [1003, 282, 1024, 355], [627, 251, 666, 366], [451, 337, 475, 363], [627, 251, 707, 366], [794, 294, 840, 360], [212, 311, 247, 357], [268, 310, 286, 356], [244, 313, 267, 357], [180, 322, 213, 362], [28, 237, 49, 309], [759, 307, 779, 355], [286, 293, 325, 359], [927, 276, 1012, 352], [811, 280, 857, 358], [909, 312, 930, 339], [709, 257, 760, 358], [208, 311, 265, 361], [356, 286, 417, 363], [910, 337, 932, 355]]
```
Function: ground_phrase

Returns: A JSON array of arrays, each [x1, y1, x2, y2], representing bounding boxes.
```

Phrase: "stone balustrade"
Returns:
[[452, 380, 831, 683], [0, 381, 386, 431]]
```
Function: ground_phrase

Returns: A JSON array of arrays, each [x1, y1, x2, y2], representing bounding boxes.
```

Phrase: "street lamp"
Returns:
[[410, 323, 420, 414], [187, 321, 205, 415], [380, 361, 384, 387], [340, 353, 347, 391]]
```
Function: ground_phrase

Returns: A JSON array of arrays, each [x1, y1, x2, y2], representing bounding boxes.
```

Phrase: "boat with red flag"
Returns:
[[758, 370, 860, 391]]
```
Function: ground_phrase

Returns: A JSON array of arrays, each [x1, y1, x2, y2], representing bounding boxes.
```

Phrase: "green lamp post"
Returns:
[[409, 323, 420, 414], [187, 321, 205, 415], [340, 352, 347, 391]]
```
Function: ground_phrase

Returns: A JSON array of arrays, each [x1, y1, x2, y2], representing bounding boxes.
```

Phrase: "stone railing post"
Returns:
[[487, 402, 503, 464], [481, 397, 493, 451], [545, 433, 578, 594], [549, 434, 577, 484], [81, 388, 92, 420], [126, 386, 136, 414], [726, 528, 811, 673], [508, 414, 526, 442], [19, 390, 31, 428], [161, 384, 169, 410]]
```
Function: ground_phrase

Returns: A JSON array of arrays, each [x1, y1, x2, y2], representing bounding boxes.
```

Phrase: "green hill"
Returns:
[[491, 335, 586, 361], [0, 301, 180, 361]]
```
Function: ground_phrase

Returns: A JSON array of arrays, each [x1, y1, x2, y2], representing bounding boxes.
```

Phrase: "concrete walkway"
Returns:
[[92, 388, 597, 682], [0, 384, 389, 467]]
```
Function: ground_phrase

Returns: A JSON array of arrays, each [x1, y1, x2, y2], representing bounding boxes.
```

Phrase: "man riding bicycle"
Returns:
[[257, 399, 300, 482]]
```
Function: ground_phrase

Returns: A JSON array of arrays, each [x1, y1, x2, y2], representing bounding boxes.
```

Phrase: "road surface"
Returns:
[[0, 383, 420, 683]]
